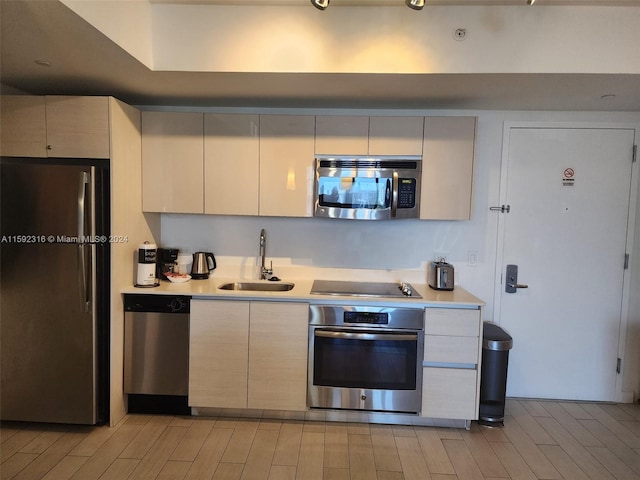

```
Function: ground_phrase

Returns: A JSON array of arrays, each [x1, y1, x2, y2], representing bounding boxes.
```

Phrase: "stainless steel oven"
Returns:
[[308, 305, 424, 414]]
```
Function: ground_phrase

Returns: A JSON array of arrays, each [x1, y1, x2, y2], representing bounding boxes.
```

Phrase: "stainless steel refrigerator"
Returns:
[[1, 158, 109, 425]]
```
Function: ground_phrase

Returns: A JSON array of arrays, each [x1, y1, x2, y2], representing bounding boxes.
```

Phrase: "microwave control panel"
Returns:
[[398, 179, 417, 209]]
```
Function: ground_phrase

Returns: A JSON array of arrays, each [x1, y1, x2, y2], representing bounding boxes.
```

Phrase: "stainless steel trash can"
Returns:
[[479, 322, 513, 426]]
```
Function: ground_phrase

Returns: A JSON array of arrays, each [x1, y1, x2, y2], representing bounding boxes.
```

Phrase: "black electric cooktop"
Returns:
[[310, 280, 422, 299]]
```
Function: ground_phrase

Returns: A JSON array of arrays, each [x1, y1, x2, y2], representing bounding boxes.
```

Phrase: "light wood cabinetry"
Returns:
[[314, 115, 424, 156], [368, 116, 424, 155], [204, 114, 259, 215], [421, 307, 482, 420], [0, 95, 110, 158], [0, 96, 47, 157], [189, 300, 250, 408], [259, 115, 315, 217], [108, 99, 161, 425], [189, 299, 308, 411], [141, 111, 204, 213], [422, 368, 478, 420], [420, 117, 476, 220], [315, 116, 369, 155], [135, 112, 476, 219], [45, 96, 110, 158], [248, 302, 308, 411]]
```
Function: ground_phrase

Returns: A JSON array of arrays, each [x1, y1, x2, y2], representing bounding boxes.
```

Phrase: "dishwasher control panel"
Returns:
[[124, 294, 190, 313]]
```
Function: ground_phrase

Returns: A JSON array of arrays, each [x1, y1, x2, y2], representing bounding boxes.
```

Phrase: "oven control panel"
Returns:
[[344, 311, 389, 325]]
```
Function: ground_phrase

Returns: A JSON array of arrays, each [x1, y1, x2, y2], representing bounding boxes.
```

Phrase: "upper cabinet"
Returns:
[[204, 114, 259, 216], [315, 115, 423, 156], [0, 95, 110, 158], [141, 111, 204, 214], [136, 112, 476, 220], [259, 115, 315, 218], [0, 96, 47, 157], [315, 116, 369, 155], [45, 96, 110, 158], [420, 117, 476, 221], [369, 116, 424, 156]]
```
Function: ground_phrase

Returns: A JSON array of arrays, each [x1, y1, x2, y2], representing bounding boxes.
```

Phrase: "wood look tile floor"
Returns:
[[2, 399, 640, 480]]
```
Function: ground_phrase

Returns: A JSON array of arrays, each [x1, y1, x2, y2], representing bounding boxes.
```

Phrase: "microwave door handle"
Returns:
[[391, 171, 399, 218]]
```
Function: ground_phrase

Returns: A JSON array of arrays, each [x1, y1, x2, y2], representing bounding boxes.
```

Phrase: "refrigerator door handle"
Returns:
[[78, 172, 90, 312]]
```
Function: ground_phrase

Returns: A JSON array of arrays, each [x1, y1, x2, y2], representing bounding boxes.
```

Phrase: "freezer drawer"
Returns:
[[124, 310, 189, 395]]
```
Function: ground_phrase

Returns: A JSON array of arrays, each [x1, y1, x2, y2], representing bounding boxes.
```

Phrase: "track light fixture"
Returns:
[[405, 0, 425, 10], [311, 0, 424, 10], [311, 0, 330, 10], [527, 0, 536, 4]]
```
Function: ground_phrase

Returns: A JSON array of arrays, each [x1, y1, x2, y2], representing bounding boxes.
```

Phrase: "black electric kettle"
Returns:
[[191, 252, 216, 279]]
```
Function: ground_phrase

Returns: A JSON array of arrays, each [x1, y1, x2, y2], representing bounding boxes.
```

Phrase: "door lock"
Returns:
[[505, 264, 529, 293]]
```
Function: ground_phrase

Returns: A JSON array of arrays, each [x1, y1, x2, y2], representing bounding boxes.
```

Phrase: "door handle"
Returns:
[[505, 264, 528, 293], [391, 171, 399, 218]]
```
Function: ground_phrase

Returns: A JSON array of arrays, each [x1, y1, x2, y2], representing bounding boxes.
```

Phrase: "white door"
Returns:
[[496, 127, 635, 401]]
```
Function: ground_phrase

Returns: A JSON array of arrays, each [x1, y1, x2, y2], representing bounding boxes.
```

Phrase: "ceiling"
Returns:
[[1, 0, 639, 111]]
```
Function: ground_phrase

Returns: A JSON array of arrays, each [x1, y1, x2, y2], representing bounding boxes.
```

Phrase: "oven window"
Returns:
[[317, 177, 391, 210], [313, 332, 417, 390]]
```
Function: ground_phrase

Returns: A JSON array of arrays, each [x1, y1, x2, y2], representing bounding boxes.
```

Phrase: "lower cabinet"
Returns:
[[422, 368, 477, 419], [248, 302, 308, 410], [189, 299, 308, 411], [421, 307, 482, 420]]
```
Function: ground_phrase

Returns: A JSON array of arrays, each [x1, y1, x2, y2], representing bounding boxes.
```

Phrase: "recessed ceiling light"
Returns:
[[34, 60, 52, 67]]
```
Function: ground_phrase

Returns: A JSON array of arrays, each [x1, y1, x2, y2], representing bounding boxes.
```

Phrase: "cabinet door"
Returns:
[[420, 117, 476, 220], [248, 302, 308, 411], [259, 115, 315, 217], [424, 335, 479, 364], [424, 308, 481, 337], [142, 111, 204, 213], [0, 95, 47, 157], [189, 300, 249, 408], [204, 114, 259, 215], [315, 116, 369, 155], [368, 116, 424, 155], [422, 367, 477, 419], [45, 96, 110, 158]]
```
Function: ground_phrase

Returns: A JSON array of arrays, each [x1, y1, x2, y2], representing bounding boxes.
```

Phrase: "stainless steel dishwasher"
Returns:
[[124, 294, 190, 414]]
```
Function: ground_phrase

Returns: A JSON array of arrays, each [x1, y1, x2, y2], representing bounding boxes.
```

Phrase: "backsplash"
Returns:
[[159, 213, 492, 303]]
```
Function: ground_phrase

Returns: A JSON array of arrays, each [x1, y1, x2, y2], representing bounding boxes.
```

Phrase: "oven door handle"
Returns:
[[314, 330, 418, 342]]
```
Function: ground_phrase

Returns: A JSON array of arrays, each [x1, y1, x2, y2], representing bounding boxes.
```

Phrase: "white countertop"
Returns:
[[121, 276, 484, 309]]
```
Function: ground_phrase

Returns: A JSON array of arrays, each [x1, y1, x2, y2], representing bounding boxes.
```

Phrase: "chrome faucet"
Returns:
[[259, 228, 272, 280]]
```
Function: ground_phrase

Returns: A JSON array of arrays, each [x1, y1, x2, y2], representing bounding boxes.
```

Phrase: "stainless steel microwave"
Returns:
[[314, 155, 421, 220]]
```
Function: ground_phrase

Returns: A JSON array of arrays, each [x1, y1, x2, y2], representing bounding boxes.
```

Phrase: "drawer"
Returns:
[[421, 367, 477, 419], [424, 335, 479, 364], [424, 308, 480, 337]]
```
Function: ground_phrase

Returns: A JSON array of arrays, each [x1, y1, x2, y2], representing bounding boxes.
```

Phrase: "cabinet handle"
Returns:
[[46, 145, 52, 150]]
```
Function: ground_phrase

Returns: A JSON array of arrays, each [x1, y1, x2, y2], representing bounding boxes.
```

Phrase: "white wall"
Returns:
[[61, 0, 154, 68], [158, 107, 640, 399], [63, 3, 640, 75], [150, 5, 640, 74]]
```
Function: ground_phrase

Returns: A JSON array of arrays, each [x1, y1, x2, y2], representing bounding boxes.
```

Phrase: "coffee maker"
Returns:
[[156, 248, 179, 281]]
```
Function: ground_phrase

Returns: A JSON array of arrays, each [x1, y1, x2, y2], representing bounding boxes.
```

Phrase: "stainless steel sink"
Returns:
[[218, 281, 295, 292]]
